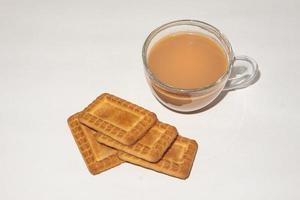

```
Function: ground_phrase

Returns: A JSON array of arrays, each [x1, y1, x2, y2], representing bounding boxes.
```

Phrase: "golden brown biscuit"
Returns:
[[79, 93, 157, 145], [96, 121, 178, 162], [68, 113, 123, 175], [118, 136, 198, 179]]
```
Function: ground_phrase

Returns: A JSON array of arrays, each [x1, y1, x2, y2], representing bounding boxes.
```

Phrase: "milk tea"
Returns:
[[148, 32, 228, 89]]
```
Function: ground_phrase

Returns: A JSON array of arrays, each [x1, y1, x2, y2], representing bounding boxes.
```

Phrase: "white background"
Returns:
[[0, 0, 299, 199]]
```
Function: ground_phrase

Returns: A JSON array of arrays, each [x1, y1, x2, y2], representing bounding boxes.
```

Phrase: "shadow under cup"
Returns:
[[142, 20, 258, 113]]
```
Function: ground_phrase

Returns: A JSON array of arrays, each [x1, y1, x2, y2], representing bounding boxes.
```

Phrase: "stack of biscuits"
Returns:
[[67, 93, 198, 179]]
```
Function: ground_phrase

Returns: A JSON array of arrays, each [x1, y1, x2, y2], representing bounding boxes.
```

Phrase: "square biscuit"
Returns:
[[118, 136, 198, 179], [68, 113, 123, 175], [96, 121, 178, 162], [79, 93, 157, 145]]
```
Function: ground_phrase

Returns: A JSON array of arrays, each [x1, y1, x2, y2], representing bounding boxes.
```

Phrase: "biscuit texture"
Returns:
[[68, 113, 123, 175], [118, 136, 198, 179], [79, 93, 157, 145], [96, 121, 178, 162]]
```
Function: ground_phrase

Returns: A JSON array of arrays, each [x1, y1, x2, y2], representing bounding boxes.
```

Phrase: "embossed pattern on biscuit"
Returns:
[[79, 93, 157, 145], [118, 136, 198, 179], [68, 113, 123, 175], [96, 121, 178, 162]]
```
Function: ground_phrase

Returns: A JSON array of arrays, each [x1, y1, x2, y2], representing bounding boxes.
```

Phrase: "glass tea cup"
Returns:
[[142, 20, 258, 112]]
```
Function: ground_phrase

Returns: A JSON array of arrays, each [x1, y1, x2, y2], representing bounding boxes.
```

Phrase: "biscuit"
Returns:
[[79, 93, 157, 145], [96, 121, 178, 162], [68, 113, 123, 175], [118, 136, 198, 179]]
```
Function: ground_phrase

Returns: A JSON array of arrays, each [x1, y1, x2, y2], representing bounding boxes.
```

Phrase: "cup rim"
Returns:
[[142, 19, 234, 93]]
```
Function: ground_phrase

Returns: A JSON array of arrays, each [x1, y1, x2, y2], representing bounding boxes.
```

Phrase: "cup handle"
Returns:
[[223, 55, 259, 91]]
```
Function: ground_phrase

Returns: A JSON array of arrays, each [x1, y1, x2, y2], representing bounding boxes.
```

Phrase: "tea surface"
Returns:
[[148, 32, 228, 89]]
